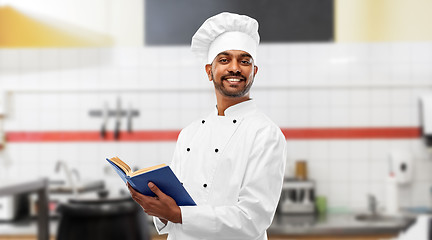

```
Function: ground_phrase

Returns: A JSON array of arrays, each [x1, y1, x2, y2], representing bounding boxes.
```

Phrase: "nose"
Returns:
[[227, 60, 241, 74]]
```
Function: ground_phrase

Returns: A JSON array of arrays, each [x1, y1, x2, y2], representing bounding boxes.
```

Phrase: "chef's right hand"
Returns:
[[127, 182, 182, 224]]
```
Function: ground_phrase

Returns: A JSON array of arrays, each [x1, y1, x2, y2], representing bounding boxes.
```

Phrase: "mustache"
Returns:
[[221, 72, 247, 81]]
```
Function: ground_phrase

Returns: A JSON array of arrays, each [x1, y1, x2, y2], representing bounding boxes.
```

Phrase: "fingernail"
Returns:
[[148, 182, 154, 188]]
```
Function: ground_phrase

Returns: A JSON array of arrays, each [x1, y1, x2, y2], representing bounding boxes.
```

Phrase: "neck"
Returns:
[[215, 92, 250, 116]]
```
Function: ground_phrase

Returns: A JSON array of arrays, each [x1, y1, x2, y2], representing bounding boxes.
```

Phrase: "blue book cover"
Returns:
[[106, 157, 196, 206]]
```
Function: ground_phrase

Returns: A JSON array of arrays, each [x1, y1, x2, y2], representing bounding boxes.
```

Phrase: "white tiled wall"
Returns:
[[1, 42, 432, 211]]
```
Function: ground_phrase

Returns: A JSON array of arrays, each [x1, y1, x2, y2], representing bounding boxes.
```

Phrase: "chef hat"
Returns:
[[191, 12, 260, 64]]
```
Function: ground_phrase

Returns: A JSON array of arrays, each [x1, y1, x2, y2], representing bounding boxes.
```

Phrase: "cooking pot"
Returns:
[[56, 190, 150, 240]]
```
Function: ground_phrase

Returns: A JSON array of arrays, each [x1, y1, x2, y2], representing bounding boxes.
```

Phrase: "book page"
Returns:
[[109, 156, 132, 175], [131, 163, 167, 177]]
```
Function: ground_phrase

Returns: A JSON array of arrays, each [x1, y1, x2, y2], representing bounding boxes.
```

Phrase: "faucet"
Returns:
[[70, 168, 80, 182], [55, 160, 78, 197], [368, 194, 378, 216]]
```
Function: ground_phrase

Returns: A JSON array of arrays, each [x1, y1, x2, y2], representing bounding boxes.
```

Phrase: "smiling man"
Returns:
[[128, 12, 286, 240], [207, 50, 257, 115]]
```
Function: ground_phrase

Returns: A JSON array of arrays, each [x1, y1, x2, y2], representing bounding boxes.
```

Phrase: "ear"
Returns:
[[253, 65, 258, 77], [205, 64, 213, 81]]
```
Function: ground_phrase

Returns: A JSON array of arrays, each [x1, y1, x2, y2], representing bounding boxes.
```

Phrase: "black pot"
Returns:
[[56, 192, 150, 240]]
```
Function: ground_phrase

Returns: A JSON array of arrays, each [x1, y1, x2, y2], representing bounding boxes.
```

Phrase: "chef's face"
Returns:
[[205, 50, 258, 98]]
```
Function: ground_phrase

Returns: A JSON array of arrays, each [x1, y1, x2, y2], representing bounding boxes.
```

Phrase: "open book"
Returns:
[[106, 156, 196, 206]]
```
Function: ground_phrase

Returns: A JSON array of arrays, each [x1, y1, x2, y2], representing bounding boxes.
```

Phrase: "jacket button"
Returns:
[[203, 184, 207, 188], [187, 148, 190, 152], [202, 120, 205, 124], [233, 119, 237, 123], [215, 148, 219, 153]]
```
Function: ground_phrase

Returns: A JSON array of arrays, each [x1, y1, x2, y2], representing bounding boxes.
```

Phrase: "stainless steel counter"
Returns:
[[1, 210, 415, 238], [269, 213, 415, 237], [0, 179, 50, 240]]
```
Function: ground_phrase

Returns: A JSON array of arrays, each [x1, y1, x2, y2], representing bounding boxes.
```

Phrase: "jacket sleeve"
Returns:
[[179, 126, 286, 239], [153, 217, 173, 234]]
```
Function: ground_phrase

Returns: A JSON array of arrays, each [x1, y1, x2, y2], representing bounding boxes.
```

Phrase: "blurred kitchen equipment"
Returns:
[[295, 160, 308, 180], [114, 97, 121, 140], [368, 194, 378, 216], [389, 151, 413, 185], [385, 158, 399, 215], [0, 179, 50, 240], [57, 194, 150, 240], [354, 194, 414, 224], [279, 178, 315, 215], [127, 103, 133, 133], [49, 179, 105, 195], [55, 160, 78, 197], [419, 96, 432, 154], [100, 102, 109, 139], [0, 193, 29, 221], [315, 196, 327, 216], [0, 195, 16, 220], [89, 100, 139, 139], [29, 193, 61, 219]]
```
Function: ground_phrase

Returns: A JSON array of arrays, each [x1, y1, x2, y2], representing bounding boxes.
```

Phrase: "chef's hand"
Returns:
[[127, 182, 182, 224]]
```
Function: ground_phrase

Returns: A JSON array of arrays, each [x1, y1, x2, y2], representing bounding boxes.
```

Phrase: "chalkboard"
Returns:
[[145, 0, 334, 45]]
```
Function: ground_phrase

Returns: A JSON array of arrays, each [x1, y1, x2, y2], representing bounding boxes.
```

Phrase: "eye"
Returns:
[[219, 58, 229, 63], [241, 59, 252, 65]]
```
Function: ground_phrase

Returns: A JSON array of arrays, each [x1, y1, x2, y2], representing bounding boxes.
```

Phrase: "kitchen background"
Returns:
[[0, 0, 432, 232]]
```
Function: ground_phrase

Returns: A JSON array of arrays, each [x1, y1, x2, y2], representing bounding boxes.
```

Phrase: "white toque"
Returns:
[[191, 12, 260, 64]]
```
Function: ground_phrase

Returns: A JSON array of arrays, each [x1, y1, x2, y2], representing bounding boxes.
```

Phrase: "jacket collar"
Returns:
[[214, 99, 257, 117]]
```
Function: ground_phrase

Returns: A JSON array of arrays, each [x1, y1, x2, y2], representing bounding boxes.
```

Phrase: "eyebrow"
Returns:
[[240, 53, 252, 58], [216, 52, 230, 57], [216, 52, 253, 59]]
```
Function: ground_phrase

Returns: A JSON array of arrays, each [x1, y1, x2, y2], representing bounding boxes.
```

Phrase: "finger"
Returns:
[[127, 184, 141, 199], [127, 182, 136, 193], [127, 183, 148, 199], [148, 182, 166, 198], [127, 183, 149, 203]]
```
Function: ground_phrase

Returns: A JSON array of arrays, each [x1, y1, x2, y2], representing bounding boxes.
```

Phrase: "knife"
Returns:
[[114, 98, 121, 140], [100, 102, 108, 139]]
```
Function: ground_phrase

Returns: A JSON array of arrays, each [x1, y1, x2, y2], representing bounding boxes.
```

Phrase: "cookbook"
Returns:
[[106, 156, 196, 206]]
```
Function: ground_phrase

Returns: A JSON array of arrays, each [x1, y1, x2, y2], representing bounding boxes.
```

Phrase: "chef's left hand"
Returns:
[[127, 182, 182, 224]]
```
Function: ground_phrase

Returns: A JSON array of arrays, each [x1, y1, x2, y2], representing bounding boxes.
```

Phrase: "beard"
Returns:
[[212, 72, 254, 98]]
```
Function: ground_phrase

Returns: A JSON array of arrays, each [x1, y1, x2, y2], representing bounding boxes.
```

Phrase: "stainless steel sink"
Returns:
[[355, 213, 412, 224], [49, 179, 105, 194]]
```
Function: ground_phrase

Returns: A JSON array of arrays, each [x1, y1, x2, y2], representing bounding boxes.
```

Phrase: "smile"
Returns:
[[226, 78, 242, 82]]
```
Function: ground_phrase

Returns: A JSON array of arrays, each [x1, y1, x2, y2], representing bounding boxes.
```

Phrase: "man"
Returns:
[[128, 12, 286, 240]]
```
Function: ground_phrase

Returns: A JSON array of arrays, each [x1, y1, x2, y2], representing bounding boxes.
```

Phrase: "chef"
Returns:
[[128, 12, 286, 240]]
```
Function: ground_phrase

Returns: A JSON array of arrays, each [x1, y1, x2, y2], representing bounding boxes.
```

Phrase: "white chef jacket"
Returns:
[[154, 99, 286, 240]]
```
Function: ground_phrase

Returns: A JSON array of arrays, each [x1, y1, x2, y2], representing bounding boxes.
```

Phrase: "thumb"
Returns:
[[148, 182, 165, 198]]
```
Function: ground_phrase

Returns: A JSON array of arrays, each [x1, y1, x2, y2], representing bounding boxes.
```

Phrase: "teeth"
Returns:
[[226, 78, 241, 82]]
